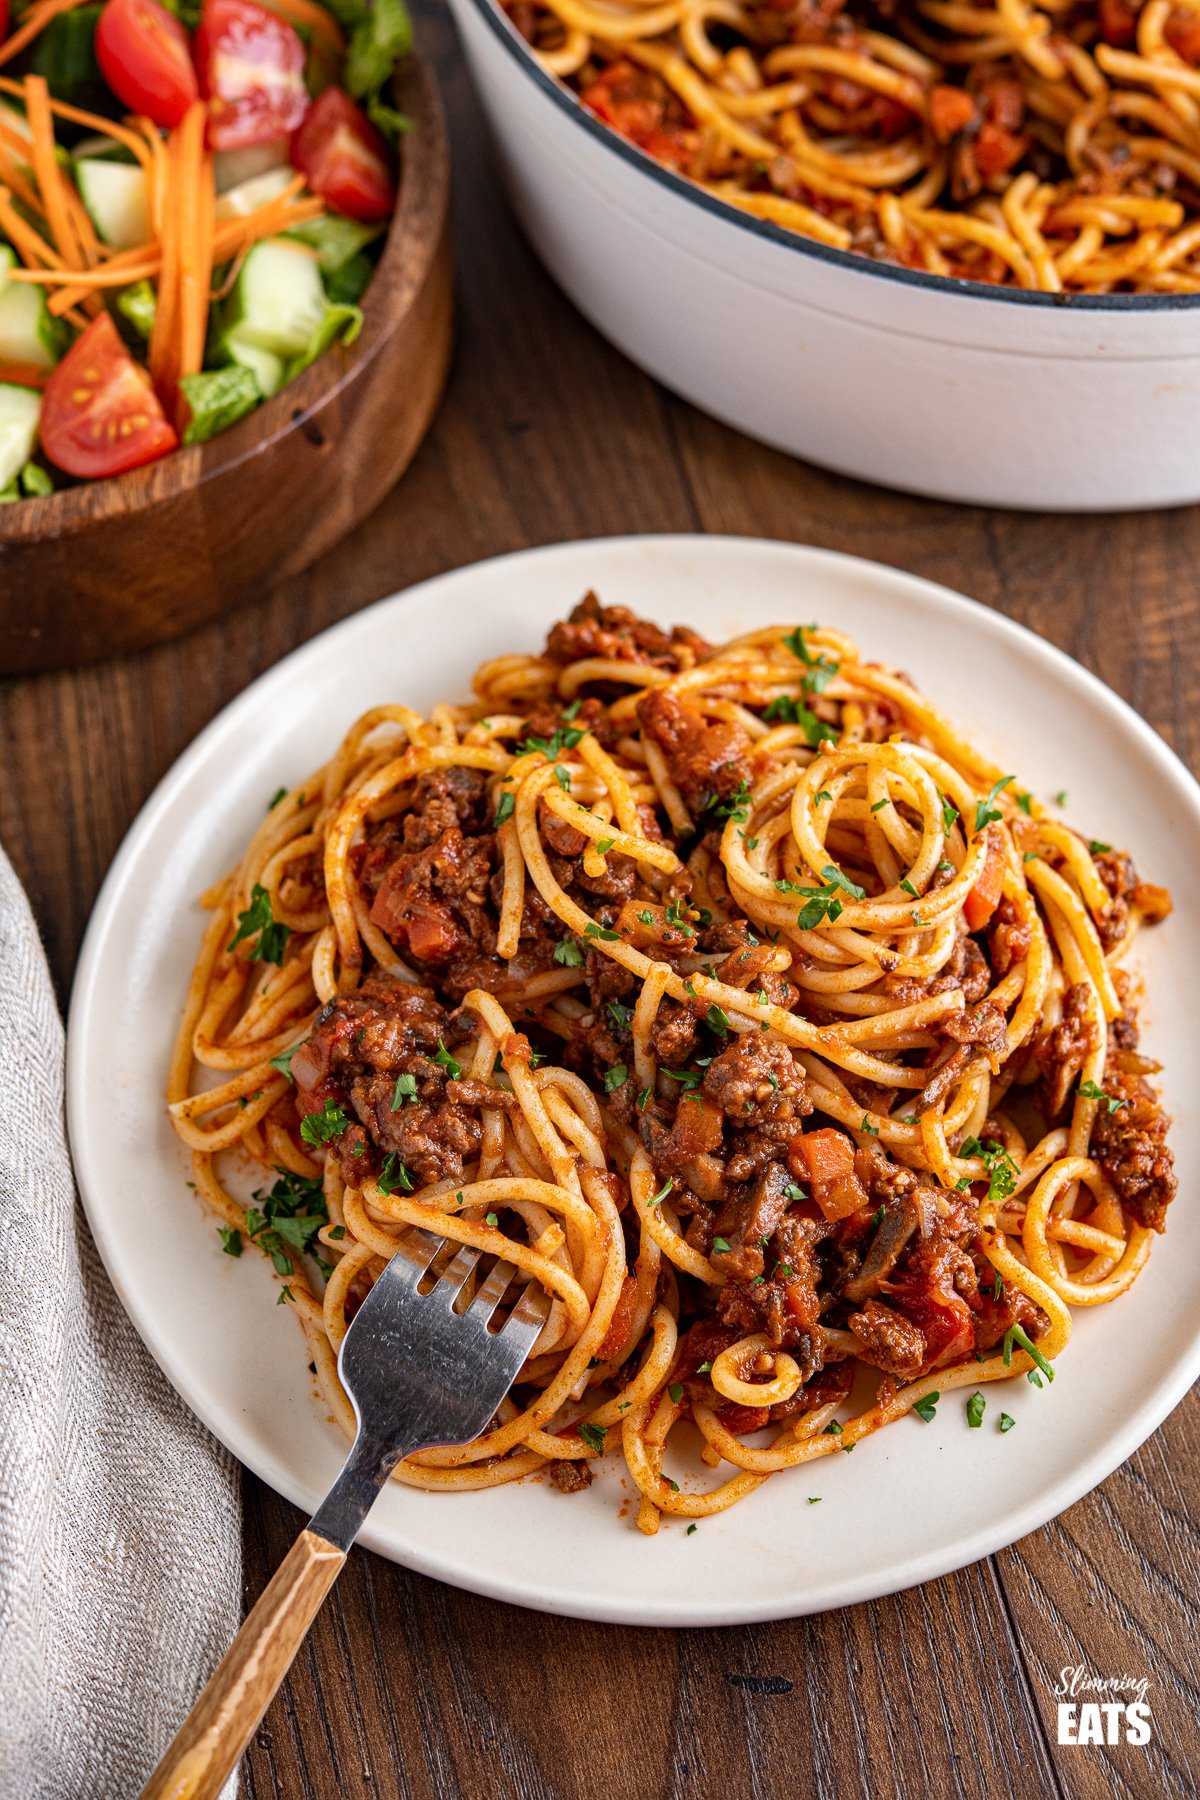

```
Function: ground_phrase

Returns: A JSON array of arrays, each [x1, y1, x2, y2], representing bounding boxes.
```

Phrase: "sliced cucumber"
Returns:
[[0, 383, 42, 490], [225, 238, 325, 359], [223, 330, 285, 399], [213, 140, 289, 194], [0, 245, 64, 371], [75, 157, 150, 251], [215, 165, 294, 222]]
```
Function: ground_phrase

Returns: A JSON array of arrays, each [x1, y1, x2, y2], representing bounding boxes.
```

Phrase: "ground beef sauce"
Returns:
[[292, 598, 1176, 1476]]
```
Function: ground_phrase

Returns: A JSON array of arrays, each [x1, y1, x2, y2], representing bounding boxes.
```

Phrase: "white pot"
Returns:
[[445, 0, 1200, 510]]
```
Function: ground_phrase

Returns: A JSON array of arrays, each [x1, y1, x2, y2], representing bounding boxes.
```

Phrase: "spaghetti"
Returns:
[[168, 596, 1176, 1530], [499, 0, 1200, 291]]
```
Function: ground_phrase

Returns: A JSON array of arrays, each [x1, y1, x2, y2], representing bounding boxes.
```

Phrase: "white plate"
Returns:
[[68, 536, 1200, 1626]]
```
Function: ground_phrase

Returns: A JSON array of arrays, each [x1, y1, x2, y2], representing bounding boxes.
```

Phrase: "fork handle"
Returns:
[[138, 1528, 345, 1800]]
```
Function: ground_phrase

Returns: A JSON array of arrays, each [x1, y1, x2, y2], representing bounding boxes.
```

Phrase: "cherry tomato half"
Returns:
[[195, 0, 309, 151], [0, 0, 9, 49], [40, 314, 178, 479], [291, 86, 395, 223], [95, 0, 198, 130]]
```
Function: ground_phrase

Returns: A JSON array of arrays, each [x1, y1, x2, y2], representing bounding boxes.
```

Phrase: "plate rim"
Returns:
[[66, 533, 1200, 1625]]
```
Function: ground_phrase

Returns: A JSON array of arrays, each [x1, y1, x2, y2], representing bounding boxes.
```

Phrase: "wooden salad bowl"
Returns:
[[0, 54, 452, 676]]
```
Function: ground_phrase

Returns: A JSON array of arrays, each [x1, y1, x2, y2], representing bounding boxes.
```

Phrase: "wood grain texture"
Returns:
[[2, 1, 1197, 1794], [141, 1531, 345, 1800], [0, 57, 453, 676]]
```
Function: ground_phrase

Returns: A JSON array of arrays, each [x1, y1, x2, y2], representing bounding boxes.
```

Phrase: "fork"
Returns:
[[139, 1230, 549, 1800]]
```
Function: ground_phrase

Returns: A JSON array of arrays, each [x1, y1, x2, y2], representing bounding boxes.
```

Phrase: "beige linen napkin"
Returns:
[[0, 842, 242, 1798]]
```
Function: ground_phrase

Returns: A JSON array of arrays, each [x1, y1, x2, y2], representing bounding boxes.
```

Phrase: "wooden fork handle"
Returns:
[[139, 1528, 346, 1800]]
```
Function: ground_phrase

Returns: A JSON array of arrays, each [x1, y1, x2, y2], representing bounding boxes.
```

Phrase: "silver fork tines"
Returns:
[[307, 1230, 549, 1552]]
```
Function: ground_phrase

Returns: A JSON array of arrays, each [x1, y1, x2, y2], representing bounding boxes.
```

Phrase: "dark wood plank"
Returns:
[[1, 1, 1195, 1795]]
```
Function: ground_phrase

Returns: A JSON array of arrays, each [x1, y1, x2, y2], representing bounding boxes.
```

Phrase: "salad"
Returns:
[[0, 0, 412, 501]]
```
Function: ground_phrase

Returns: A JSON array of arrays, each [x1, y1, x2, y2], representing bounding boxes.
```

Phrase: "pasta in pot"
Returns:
[[500, 0, 1200, 292], [168, 595, 1175, 1530]]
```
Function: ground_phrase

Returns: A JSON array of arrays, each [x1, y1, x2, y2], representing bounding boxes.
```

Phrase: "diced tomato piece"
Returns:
[[195, 0, 309, 151], [291, 85, 395, 223], [404, 903, 461, 963], [797, 1128, 867, 1222], [964, 824, 1005, 931], [95, 0, 198, 129], [668, 1093, 724, 1158], [929, 83, 976, 144], [39, 313, 177, 479], [1167, 9, 1200, 60], [974, 122, 1027, 179], [1099, 0, 1139, 45]]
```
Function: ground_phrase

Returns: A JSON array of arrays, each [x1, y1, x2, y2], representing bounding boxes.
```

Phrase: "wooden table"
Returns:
[[6, 7, 1198, 1794]]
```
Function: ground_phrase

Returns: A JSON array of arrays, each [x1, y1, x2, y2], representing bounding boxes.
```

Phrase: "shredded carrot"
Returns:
[[0, 361, 49, 389], [0, 77, 157, 178], [174, 102, 214, 413], [0, 184, 66, 269], [147, 121, 182, 400], [24, 77, 88, 278], [0, 139, 46, 218], [136, 116, 171, 241], [0, 0, 92, 69]]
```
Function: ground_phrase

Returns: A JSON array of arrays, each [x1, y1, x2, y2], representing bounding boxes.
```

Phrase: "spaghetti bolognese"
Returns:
[[168, 597, 1175, 1530]]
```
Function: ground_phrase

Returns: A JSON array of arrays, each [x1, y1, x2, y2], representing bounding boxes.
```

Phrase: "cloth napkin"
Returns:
[[0, 842, 242, 1799]]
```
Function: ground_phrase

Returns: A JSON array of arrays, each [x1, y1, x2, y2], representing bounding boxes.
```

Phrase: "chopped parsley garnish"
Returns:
[[245, 1169, 328, 1275], [553, 938, 584, 966], [1078, 1079, 1126, 1114], [912, 1392, 940, 1423], [1003, 1322, 1055, 1383], [794, 863, 865, 930], [686, 1523, 698, 1535], [554, 764, 571, 793], [494, 792, 515, 829], [1016, 792, 1032, 816], [763, 693, 830, 747], [607, 1000, 633, 1030], [268, 787, 287, 810], [993, 1273, 1004, 1300], [959, 1135, 1018, 1204], [1023, 850, 1040, 864], [999, 1413, 1016, 1433], [974, 775, 1014, 833], [584, 921, 621, 942], [966, 1392, 985, 1429], [579, 1422, 607, 1454], [870, 798, 889, 813], [784, 626, 839, 696], [664, 899, 696, 937], [696, 1360, 712, 1374], [596, 836, 615, 854], [637, 1086, 651, 1110], [218, 1225, 242, 1257], [648, 1177, 674, 1208], [377, 1154, 414, 1196], [900, 877, 919, 897], [706, 1004, 732, 1038], [823, 1420, 842, 1436], [268, 1041, 303, 1081], [329, 1225, 346, 1240], [774, 1262, 794, 1280], [391, 1072, 418, 1109], [517, 724, 588, 758], [814, 793, 831, 808], [713, 1236, 731, 1253], [434, 1040, 462, 1081], [299, 1100, 350, 1146], [1054, 789, 1068, 806], [668, 1382, 684, 1404], [636, 909, 654, 926], [808, 1497, 822, 1505], [486, 1211, 499, 1227], [941, 795, 959, 833], [563, 699, 582, 720], [1089, 840, 1110, 856], [664, 1068, 701, 1091], [861, 1116, 879, 1136], [277, 1286, 294, 1305], [226, 883, 291, 965], [871, 1205, 884, 1226], [707, 778, 752, 824], [604, 1064, 628, 1092]]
